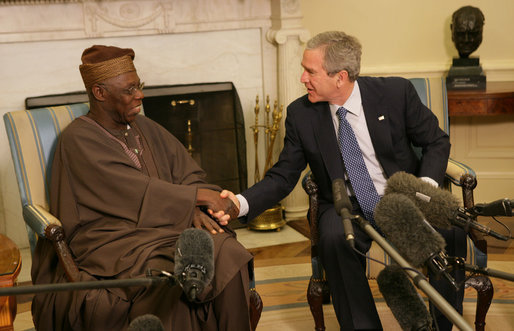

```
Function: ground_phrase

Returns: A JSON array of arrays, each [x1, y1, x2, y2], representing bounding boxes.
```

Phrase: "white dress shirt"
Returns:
[[331, 81, 388, 197]]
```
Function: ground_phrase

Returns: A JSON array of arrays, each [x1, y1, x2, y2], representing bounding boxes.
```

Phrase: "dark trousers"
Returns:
[[318, 206, 466, 331], [318, 207, 382, 331], [429, 226, 467, 331]]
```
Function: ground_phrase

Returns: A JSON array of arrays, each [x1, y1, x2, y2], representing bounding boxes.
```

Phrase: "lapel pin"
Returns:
[[378, 115, 385, 121]]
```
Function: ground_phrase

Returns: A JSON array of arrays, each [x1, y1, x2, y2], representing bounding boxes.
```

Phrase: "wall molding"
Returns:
[[362, 59, 514, 81]]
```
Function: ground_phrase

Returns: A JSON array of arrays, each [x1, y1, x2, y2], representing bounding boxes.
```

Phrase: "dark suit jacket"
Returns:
[[241, 76, 450, 222]]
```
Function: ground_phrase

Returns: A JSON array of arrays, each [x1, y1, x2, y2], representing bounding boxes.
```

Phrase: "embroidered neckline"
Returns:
[[79, 116, 142, 170]]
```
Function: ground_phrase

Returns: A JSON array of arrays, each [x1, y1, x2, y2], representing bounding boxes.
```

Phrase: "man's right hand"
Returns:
[[196, 188, 239, 221], [220, 190, 240, 210]]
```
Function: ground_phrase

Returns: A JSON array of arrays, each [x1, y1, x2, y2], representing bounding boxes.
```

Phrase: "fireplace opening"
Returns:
[[142, 82, 247, 194]]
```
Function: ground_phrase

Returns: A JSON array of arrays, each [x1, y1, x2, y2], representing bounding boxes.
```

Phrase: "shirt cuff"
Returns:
[[236, 194, 249, 217], [420, 176, 438, 188]]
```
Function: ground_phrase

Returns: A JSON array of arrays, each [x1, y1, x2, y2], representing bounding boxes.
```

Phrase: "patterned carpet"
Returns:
[[249, 216, 514, 331], [10, 216, 514, 330]]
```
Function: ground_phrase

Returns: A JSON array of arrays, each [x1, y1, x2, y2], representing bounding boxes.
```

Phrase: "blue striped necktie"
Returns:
[[336, 107, 380, 228]]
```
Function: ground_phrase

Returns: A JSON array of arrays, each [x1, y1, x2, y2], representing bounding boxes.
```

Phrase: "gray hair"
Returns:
[[306, 31, 362, 81]]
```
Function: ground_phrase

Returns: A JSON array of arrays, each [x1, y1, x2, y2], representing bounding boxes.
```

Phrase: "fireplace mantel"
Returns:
[[0, 0, 276, 43], [0, 0, 310, 247]]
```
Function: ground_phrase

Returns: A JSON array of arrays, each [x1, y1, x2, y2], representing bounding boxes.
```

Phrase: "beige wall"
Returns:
[[300, 0, 514, 203], [300, 0, 514, 79]]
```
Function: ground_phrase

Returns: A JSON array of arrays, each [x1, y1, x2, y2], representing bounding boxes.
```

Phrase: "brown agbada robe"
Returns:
[[31, 114, 253, 330]]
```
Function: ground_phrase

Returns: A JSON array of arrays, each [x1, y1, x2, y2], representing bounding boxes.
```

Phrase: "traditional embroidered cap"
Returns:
[[79, 45, 136, 89]]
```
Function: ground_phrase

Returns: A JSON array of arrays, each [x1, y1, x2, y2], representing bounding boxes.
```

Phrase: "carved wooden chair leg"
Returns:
[[465, 275, 493, 331], [307, 278, 326, 331]]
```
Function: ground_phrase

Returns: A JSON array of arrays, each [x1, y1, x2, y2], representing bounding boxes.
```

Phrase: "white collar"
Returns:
[[329, 81, 361, 117]]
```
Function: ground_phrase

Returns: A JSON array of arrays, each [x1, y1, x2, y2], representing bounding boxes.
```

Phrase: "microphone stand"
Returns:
[[448, 257, 514, 282], [354, 216, 473, 331], [0, 270, 176, 297]]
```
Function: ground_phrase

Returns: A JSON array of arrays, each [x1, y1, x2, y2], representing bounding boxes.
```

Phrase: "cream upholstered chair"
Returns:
[[4, 104, 89, 281], [4, 103, 262, 330], [302, 78, 492, 331]]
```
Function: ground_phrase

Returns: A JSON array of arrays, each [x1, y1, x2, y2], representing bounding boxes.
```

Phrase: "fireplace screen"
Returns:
[[142, 82, 247, 193], [25, 82, 248, 194]]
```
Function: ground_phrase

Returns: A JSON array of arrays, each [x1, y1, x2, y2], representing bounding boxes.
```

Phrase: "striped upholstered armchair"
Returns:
[[4, 104, 90, 281], [4, 103, 263, 330], [302, 78, 493, 331]]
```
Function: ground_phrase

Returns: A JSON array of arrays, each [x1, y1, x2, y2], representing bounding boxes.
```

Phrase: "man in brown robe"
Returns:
[[31, 45, 254, 330]]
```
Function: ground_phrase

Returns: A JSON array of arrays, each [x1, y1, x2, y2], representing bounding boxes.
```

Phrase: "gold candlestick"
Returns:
[[249, 94, 286, 231], [253, 96, 260, 183], [264, 102, 283, 173], [186, 120, 194, 156], [265, 95, 271, 154]]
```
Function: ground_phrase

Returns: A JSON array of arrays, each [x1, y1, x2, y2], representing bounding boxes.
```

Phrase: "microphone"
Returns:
[[174, 228, 215, 302], [377, 265, 432, 331], [374, 193, 456, 288], [332, 178, 355, 248], [470, 198, 513, 217], [128, 314, 164, 331], [385, 171, 509, 241]]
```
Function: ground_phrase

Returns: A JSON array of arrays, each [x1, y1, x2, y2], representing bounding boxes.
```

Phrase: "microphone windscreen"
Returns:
[[332, 178, 352, 215], [385, 171, 459, 229], [174, 228, 215, 290], [374, 193, 446, 268], [377, 265, 432, 331], [128, 314, 165, 331]]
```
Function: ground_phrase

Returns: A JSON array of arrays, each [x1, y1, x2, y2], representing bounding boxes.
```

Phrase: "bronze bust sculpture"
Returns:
[[447, 6, 486, 90], [451, 6, 485, 58]]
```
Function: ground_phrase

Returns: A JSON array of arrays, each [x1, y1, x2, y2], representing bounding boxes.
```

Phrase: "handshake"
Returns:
[[195, 189, 240, 232]]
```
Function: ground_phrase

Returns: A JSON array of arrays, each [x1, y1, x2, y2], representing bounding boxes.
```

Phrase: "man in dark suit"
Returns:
[[222, 31, 465, 330]]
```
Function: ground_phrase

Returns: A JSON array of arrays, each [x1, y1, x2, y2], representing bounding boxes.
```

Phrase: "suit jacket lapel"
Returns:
[[314, 102, 345, 181], [358, 78, 397, 177]]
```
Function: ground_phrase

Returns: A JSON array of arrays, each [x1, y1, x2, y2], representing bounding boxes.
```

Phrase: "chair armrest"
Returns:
[[302, 171, 320, 246], [22, 204, 62, 238], [446, 160, 487, 256], [446, 158, 478, 209], [446, 158, 476, 187], [23, 204, 79, 282]]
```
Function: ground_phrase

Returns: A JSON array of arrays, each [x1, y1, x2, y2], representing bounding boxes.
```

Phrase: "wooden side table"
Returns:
[[447, 81, 514, 116], [0, 234, 21, 331], [446, 81, 514, 203]]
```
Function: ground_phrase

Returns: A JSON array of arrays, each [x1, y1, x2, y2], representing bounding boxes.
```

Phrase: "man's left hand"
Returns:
[[192, 207, 225, 234]]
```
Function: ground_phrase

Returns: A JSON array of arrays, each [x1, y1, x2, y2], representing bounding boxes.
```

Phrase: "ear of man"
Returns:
[[336, 70, 349, 88], [91, 84, 108, 101]]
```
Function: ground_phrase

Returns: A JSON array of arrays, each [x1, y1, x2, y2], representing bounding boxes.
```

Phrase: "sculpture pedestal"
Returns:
[[248, 204, 286, 231], [446, 57, 486, 90]]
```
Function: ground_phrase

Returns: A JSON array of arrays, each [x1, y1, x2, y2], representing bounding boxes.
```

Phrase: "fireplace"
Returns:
[[142, 82, 247, 193], [25, 82, 248, 194]]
